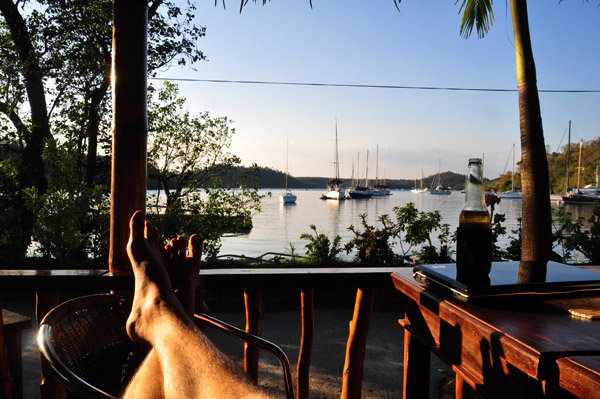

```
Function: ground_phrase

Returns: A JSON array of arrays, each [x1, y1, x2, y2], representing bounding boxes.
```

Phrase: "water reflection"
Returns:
[[213, 189, 594, 260]]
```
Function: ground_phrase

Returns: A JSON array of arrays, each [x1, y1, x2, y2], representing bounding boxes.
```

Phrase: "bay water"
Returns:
[[216, 189, 595, 261], [218, 189, 520, 259]]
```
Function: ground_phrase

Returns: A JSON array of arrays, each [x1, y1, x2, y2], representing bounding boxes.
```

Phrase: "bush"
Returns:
[[345, 214, 395, 265], [0, 159, 29, 262], [300, 224, 342, 264], [23, 139, 109, 262]]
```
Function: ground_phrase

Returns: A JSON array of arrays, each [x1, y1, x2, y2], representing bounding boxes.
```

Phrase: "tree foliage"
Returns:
[[23, 139, 109, 262], [0, 0, 206, 258], [146, 82, 263, 259]]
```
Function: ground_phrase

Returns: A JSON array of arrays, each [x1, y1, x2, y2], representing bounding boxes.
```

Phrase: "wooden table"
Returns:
[[556, 356, 600, 399], [2, 309, 32, 399], [391, 272, 600, 399]]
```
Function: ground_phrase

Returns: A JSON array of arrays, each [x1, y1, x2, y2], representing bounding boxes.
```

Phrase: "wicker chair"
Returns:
[[38, 294, 294, 399]]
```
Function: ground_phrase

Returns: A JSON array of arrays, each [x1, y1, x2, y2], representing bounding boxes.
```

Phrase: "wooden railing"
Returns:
[[0, 267, 411, 399]]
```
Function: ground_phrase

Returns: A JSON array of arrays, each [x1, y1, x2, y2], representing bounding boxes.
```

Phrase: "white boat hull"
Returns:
[[280, 192, 297, 203], [372, 188, 391, 196], [325, 190, 345, 200], [498, 191, 522, 199]]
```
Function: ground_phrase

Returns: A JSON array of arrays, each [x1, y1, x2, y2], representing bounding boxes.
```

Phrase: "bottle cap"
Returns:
[[468, 158, 483, 165]]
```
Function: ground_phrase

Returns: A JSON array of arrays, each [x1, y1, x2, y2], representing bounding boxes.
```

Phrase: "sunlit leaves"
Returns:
[[456, 0, 494, 39]]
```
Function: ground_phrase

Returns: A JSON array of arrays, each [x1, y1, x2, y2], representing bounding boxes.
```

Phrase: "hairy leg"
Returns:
[[123, 211, 270, 399]]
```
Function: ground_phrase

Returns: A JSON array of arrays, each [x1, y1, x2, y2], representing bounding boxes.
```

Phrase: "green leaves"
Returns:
[[553, 205, 600, 264], [146, 82, 262, 260], [456, 0, 495, 39], [345, 214, 395, 265], [300, 224, 342, 265]]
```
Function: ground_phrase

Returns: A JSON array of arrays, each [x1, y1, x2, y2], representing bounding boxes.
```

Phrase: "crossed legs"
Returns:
[[123, 210, 271, 399]]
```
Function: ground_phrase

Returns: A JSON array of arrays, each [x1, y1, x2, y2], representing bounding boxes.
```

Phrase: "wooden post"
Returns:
[[36, 291, 65, 399], [0, 303, 12, 399], [456, 374, 476, 399], [297, 288, 314, 399], [244, 288, 263, 382], [341, 287, 375, 399], [109, 0, 148, 274], [402, 327, 430, 399]]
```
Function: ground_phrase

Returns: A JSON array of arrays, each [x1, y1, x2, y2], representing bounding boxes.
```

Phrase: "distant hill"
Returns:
[[484, 137, 599, 194], [7, 138, 596, 193], [245, 167, 471, 190]]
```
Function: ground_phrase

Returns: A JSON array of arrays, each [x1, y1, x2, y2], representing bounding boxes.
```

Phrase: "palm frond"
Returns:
[[238, 0, 313, 13], [456, 0, 495, 39]]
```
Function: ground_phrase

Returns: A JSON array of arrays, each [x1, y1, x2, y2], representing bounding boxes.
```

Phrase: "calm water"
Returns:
[[147, 188, 593, 260], [219, 189, 523, 259]]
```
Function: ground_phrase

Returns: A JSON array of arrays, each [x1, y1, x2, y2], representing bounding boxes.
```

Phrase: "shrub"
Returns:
[[300, 224, 342, 265], [344, 214, 395, 265]]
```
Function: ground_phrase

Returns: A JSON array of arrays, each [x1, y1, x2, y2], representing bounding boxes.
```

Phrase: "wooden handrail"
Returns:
[[0, 267, 402, 290]]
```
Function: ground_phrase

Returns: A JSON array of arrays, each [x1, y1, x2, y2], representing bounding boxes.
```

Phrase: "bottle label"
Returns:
[[456, 226, 492, 286]]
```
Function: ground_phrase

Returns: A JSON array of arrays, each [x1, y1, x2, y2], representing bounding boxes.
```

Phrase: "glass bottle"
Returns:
[[456, 158, 492, 286]]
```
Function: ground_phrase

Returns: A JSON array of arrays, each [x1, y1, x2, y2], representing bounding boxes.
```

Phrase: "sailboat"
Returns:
[[411, 164, 428, 194], [279, 137, 297, 203], [580, 166, 600, 197], [562, 138, 600, 205], [429, 158, 451, 195], [498, 143, 522, 199], [348, 150, 373, 199], [323, 120, 345, 200], [371, 145, 391, 196]]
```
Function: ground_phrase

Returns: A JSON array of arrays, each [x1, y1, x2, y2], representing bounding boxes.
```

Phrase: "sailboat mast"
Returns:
[[511, 143, 515, 192], [356, 152, 360, 187], [285, 136, 289, 191], [334, 120, 340, 181], [365, 150, 369, 187], [375, 145, 379, 185], [577, 138, 583, 191], [566, 120, 571, 193], [350, 155, 355, 187]]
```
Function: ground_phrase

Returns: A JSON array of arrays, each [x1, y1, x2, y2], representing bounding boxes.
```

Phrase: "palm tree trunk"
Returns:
[[510, 0, 552, 270]]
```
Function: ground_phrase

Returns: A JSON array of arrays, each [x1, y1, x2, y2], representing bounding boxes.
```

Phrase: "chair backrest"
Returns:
[[39, 294, 295, 399], [38, 294, 148, 399]]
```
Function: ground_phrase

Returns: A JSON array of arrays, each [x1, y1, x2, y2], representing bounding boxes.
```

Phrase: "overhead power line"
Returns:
[[148, 77, 600, 93]]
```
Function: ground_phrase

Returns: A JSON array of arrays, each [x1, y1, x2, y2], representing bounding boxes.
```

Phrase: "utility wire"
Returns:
[[148, 77, 600, 93]]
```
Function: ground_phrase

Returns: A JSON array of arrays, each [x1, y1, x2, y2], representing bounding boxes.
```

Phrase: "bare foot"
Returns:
[[126, 210, 183, 345], [165, 234, 204, 317]]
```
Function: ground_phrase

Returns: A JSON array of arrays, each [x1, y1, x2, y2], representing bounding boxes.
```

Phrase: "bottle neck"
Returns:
[[464, 164, 486, 212]]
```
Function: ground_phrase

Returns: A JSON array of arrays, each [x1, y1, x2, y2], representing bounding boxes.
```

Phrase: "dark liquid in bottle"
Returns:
[[456, 210, 492, 286]]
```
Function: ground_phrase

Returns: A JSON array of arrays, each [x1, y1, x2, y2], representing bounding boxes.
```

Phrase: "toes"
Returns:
[[127, 211, 146, 261], [189, 234, 203, 262], [129, 210, 145, 240], [176, 236, 186, 259]]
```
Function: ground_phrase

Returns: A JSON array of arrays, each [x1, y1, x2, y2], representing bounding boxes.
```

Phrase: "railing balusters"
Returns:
[[244, 288, 263, 382], [297, 288, 314, 399], [341, 287, 375, 399]]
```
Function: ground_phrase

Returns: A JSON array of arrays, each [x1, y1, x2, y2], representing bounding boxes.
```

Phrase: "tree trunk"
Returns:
[[510, 0, 552, 268], [0, 0, 51, 190], [0, 0, 51, 257], [85, 76, 111, 187]]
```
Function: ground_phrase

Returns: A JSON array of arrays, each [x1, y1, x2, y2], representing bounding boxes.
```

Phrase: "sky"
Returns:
[[153, 1, 600, 180]]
